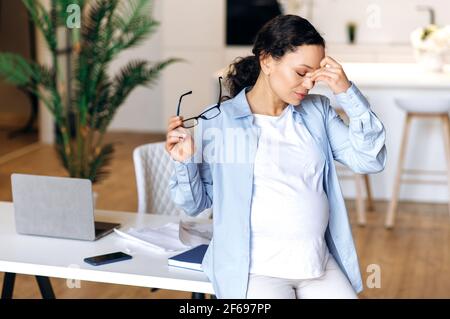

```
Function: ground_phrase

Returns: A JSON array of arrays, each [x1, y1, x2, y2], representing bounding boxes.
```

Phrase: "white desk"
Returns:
[[0, 201, 214, 295]]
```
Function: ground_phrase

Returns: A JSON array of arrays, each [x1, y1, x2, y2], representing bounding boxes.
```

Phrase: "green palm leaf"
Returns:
[[0, 53, 55, 112], [111, 0, 158, 53], [22, 0, 57, 52], [88, 143, 115, 183], [0, 0, 179, 183]]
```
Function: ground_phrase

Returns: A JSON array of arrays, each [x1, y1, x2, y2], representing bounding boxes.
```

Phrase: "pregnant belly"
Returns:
[[250, 190, 330, 239]]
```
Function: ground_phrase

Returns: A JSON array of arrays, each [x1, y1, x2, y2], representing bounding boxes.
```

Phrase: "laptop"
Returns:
[[11, 174, 120, 241]]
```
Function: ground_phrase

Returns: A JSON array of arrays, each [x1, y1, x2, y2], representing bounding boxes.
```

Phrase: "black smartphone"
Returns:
[[84, 252, 132, 266]]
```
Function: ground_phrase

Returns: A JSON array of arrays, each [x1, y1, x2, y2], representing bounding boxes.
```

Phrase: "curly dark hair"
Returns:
[[225, 15, 325, 98]]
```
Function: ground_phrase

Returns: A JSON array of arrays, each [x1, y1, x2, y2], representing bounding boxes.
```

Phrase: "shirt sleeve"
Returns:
[[324, 82, 387, 174], [168, 129, 213, 216]]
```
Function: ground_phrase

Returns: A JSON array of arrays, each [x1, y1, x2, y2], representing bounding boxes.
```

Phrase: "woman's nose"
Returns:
[[302, 77, 314, 89]]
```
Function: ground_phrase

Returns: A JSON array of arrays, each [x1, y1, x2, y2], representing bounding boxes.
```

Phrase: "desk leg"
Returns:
[[36, 276, 55, 299], [2, 272, 16, 299]]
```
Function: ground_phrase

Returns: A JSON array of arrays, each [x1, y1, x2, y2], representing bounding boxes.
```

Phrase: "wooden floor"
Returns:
[[0, 128, 38, 157], [0, 132, 449, 298]]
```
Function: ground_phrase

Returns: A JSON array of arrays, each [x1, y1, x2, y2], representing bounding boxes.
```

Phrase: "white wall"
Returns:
[[159, 0, 226, 126], [108, 0, 164, 132], [310, 0, 450, 45]]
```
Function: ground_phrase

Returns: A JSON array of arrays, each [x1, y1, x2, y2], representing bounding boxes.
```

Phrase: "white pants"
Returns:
[[246, 255, 358, 299]]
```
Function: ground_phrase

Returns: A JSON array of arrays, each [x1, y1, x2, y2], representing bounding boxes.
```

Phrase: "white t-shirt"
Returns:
[[249, 104, 330, 279]]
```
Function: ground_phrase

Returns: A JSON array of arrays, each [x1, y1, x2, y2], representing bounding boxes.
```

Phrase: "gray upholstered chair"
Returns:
[[133, 141, 211, 218]]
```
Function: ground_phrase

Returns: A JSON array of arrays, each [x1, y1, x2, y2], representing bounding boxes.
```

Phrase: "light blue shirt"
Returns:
[[169, 83, 387, 298]]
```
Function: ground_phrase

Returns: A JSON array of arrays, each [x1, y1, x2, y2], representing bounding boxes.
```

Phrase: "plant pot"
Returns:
[[347, 24, 357, 44], [414, 50, 446, 72]]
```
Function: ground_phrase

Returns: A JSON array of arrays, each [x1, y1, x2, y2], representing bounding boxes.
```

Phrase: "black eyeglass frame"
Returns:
[[176, 77, 223, 128]]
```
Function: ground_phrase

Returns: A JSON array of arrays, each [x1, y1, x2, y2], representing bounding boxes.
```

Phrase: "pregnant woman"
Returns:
[[166, 14, 386, 299]]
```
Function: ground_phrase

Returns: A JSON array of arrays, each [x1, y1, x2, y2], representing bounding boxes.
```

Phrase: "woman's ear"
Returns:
[[259, 53, 273, 76]]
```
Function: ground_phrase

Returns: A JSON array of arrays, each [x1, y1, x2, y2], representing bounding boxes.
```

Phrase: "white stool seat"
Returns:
[[395, 98, 450, 113]]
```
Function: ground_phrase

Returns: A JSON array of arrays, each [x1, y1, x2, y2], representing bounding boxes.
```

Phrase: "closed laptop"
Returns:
[[11, 174, 120, 241]]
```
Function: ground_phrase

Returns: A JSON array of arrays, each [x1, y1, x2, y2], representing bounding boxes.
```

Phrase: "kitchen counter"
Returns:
[[336, 63, 450, 89]]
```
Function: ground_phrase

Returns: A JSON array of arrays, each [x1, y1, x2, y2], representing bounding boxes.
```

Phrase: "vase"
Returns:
[[414, 49, 446, 72]]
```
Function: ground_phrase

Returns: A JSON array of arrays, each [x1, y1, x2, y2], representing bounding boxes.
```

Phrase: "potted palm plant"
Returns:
[[0, 0, 178, 182]]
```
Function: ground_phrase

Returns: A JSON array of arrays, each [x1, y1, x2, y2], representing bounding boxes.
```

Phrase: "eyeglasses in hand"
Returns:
[[176, 77, 223, 128]]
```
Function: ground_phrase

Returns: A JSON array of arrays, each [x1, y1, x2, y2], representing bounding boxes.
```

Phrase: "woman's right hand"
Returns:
[[165, 116, 196, 162]]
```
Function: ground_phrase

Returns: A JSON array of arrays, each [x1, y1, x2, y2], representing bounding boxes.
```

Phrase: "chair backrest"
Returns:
[[133, 142, 211, 219]]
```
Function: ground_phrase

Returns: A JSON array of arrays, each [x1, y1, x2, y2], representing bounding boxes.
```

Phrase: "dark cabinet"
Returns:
[[226, 0, 282, 45]]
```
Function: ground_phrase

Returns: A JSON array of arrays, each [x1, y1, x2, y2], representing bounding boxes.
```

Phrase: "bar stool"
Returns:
[[385, 98, 450, 228], [335, 108, 374, 226]]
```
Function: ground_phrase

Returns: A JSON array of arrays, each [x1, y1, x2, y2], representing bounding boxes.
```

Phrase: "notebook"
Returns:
[[168, 244, 209, 271]]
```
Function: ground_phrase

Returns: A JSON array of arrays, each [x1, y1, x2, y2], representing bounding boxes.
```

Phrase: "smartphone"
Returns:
[[84, 251, 132, 266]]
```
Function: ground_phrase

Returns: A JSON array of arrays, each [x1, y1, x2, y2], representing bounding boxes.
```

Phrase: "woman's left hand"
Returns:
[[305, 56, 351, 94]]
